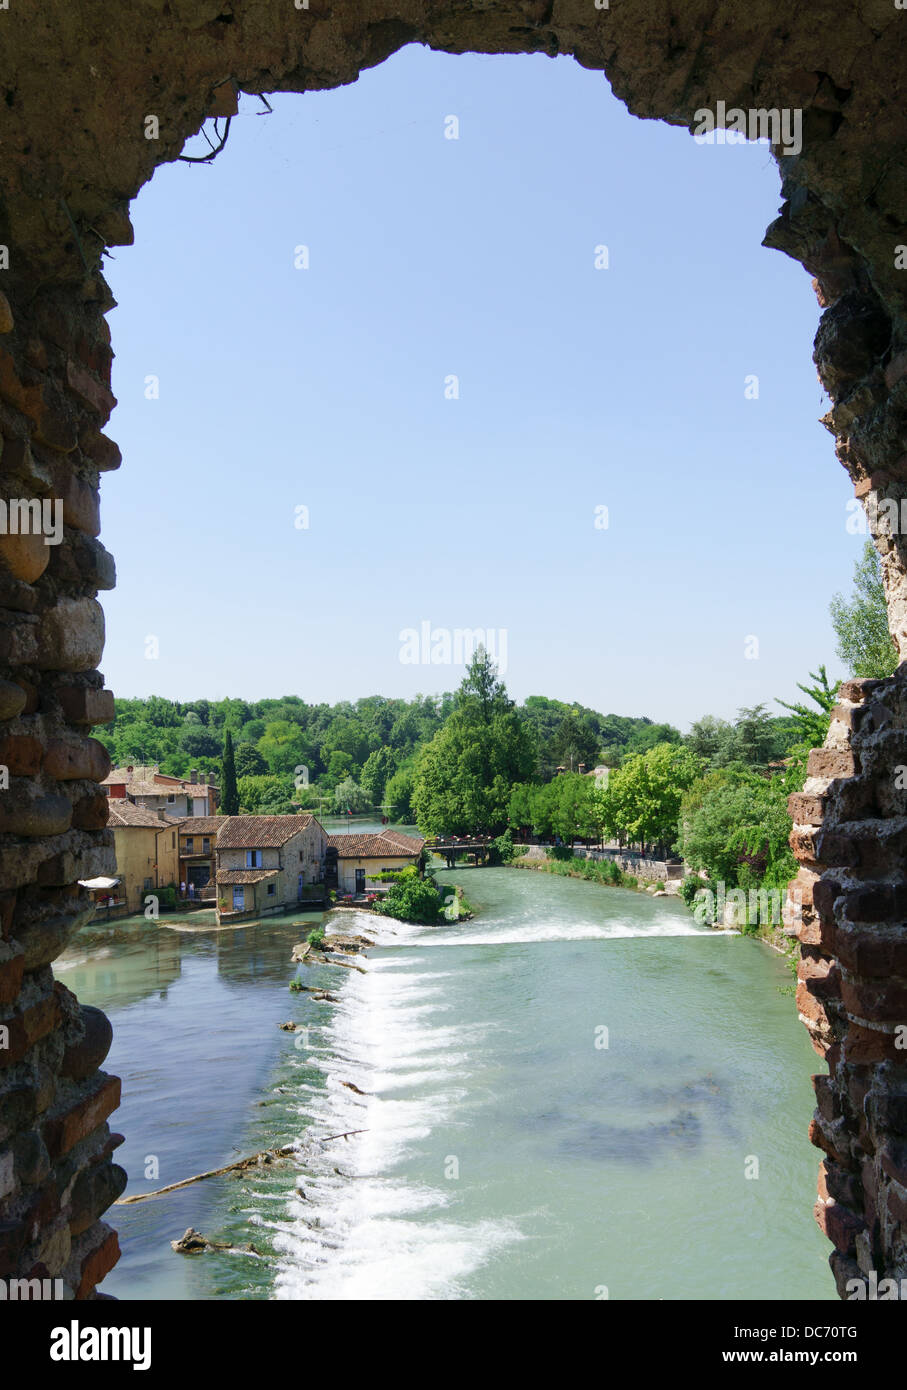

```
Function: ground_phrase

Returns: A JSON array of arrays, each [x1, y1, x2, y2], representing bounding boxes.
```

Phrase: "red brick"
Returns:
[[0, 947, 25, 1004], [840, 974, 907, 1023], [78, 428, 120, 472], [789, 793, 826, 826], [75, 1225, 120, 1298], [832, 923, 907, 978], [43, 1074, 120, 1160], [0, 735, 44, 777], [845, 1021, 904, 1064], [0, 993, 62, 1069], [807, 748, 857, 780], [64, 360, 116, 419], [43, 737, 111, 782], [814, 1197, 864, 1253], [56, 685, 115, 726], [71, 793, 109, 830]]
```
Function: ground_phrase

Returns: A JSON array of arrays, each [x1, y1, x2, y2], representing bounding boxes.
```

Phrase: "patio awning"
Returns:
[[79, 876, 120, 890]]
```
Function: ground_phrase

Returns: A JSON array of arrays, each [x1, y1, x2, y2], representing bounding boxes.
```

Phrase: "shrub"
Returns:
[[678, 875, 703, 907], [491, 829, 516, 864], [375, 867, 444, 924]]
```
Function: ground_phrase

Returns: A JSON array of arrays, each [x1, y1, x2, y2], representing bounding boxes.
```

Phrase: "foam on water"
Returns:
[[271, 894, 733, 1299], [272, 913, 522, 1299]]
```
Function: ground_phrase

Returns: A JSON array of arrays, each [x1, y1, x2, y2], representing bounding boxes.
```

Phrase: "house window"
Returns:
[[167, 793, 175, 803], [171, 833, 175, 848], [245, 849, 263, 868], [267, 883, 276, 896], [233, 886, 244, 911], [299, 851, 304, 862], [143, 877, 153, 891], [186, 837, 194, 851], [202, 838, 210, 852]]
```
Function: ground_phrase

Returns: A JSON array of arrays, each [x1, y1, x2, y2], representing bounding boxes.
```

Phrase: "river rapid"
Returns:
[[55, 849, 835, 1301]]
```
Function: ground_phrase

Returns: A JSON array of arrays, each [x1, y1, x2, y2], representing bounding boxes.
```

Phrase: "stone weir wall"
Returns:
[[0, 0, 905, 1299]]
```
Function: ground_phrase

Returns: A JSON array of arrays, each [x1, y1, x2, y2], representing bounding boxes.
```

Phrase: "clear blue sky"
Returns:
[[100, 44, 859, 729]]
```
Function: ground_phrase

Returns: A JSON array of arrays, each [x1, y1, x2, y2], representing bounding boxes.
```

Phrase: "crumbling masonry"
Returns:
[[0, 1, 905, 1297]]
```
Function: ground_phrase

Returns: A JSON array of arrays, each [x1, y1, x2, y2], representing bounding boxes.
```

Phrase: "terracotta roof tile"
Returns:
[[216, 814, 317, 849], [177, 816, 228, 836], [216, 868, 279, 885], [327, 831, 424, 857], [107, 799, 173, 829]]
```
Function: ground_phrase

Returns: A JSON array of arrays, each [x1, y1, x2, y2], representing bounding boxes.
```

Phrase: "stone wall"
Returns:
[[0, 276, 126, 1298], [0, 0, 905, 1297], [789, 672, 907, 1293]]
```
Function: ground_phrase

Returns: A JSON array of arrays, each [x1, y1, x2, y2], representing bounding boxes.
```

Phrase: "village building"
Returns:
[[214, 814, 327, 922], [326, 829, 426, 897], [101, 764, 219, 817], [81, 799, 180, 916], [177, 815, 228, 899]]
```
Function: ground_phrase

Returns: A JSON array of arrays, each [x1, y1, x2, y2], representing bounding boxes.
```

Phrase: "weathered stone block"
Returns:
[[36, 597, 105, 671], [0, 734, 44, 776], [56, 684, 115, 726], [0, 529, 51, 583], [43, 736, 111, 782], [42, 1074, 120, 1161], [0, 679, 27, 721], [60, 1005, 112, 1081]]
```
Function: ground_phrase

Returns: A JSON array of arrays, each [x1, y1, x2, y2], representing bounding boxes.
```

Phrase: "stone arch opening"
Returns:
[[0, 3, 905, 1299]]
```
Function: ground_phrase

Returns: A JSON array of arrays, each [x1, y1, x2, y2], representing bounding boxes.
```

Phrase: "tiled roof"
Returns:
[[178, 816, 228, 836], [216, 868, 279, 885], [216, 814, 315, 849], [107, 799, 172, 830], [327, 831, 425, 858], [102, 765, 218, 796], [378, 828, 426, 850]]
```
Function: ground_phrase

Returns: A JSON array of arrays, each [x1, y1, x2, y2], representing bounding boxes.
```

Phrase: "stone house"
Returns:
[[92, 799, 181, 915], [214, 814, 327, 922], [177, 815, 228, 897], [326, 829, 425, 897], [101, 764, 219, 817]]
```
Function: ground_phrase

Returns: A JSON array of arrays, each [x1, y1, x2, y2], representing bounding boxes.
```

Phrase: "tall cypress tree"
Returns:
[[221, 728, 239, 816]]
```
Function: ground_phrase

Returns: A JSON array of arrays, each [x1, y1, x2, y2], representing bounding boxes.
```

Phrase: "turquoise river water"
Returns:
[[55, 831, 836, 1301]]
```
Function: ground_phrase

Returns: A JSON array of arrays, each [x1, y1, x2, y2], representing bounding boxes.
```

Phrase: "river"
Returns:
[[54, 833, 835, 1301]]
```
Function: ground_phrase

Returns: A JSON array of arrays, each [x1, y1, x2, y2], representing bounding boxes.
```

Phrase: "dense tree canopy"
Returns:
[[412, 650, 537, 835], [830, 539, 898, 679]]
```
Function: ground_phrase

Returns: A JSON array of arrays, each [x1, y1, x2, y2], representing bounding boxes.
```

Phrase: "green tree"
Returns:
[[360, 746, 397, 805], [221, 728, 239, 816], [235, 743, 267, 778], [776, 665, 840, 790], [374, 867, 442, 924], [331, 777, 371, 814], [179, 726, 222, 760], [733, 704, 778, 770], [384, 765, 415, 822], [830, 538, 898, 678], [412, 651, 536, 835], [595, 743, 704, 853], [257, 720, 311, 777], [685, 715, 738, 767]]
